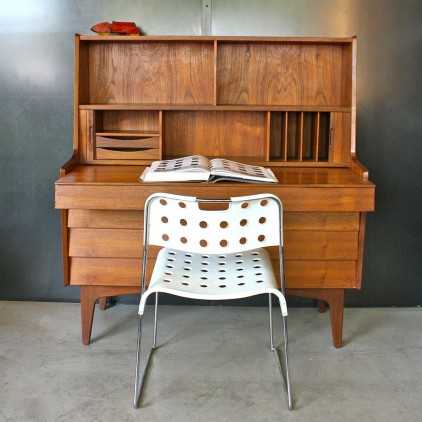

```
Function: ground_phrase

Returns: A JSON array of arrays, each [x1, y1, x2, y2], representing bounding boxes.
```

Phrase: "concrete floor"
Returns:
[[0, 303, 421, 422]]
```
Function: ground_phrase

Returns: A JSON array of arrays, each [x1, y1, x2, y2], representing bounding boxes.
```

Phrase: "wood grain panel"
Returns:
[[164, 111, 266, 158], [95, 147, 160, 160], [330, 112, 351, 163], [56, 184, 375, 212], [68, 228, 358, 260], [217, 43, 347, 106], [70, 257, 356, 288], [68, 210, 359, 231], [89, 42, 214, 104]]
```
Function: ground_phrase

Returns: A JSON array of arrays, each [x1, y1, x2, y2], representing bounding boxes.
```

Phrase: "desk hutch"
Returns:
[[55, 35, 375, 348]]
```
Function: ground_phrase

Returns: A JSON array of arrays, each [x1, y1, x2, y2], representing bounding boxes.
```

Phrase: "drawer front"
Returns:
[[69, 257, 356, 288], [68, 228, 359, 260], [68, 210, 360, 231]]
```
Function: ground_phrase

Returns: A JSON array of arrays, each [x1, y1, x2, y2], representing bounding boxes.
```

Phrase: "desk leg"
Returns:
[[288, 288, 344, 348], [80, 286, 139, 345]]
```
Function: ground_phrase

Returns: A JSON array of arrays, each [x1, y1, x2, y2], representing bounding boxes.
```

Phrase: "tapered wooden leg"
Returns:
[[329, 290, 344, 348], [288, 288, 345, 348], [318, 300, 328, 313], [80, 285, 140, 345], [81, 286, 97, 346]]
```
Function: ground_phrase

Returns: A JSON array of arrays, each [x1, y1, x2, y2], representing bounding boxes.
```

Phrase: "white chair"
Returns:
[[133, 193, 293, 410]]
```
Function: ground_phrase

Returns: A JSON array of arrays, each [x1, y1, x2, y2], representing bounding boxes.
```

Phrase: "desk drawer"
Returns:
[[95, 135, 160, 160], [68, 210, 360, 231], [69, 257, 357, 288], [68, 228, 358, 260]]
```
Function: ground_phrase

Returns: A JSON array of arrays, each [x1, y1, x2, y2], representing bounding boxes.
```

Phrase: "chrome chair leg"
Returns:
[[282, 315, 293, 410], [268, 293, 275, 351], [153, 292, 159, 349], [133, 317, 143, 408], [133, 316, 155, 408]]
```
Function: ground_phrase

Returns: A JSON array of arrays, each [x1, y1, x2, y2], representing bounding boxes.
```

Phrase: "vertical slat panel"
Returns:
[[299, 111, 304, 161], [213, 40, 218, 105], [283, 111, 288, 161], [315, 112, 320, 162], [264, 111, 271, 161]]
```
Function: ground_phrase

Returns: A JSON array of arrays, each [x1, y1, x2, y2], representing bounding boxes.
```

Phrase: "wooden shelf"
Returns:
[[80, 104, 351, 112], [96, 130, 159, 137], [79, 34, 355, 44]]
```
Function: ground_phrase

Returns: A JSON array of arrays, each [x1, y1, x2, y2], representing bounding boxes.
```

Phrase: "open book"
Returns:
[[140, 155, 278, 183]]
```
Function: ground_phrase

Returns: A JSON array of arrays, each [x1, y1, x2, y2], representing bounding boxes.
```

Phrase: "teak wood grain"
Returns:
[[88, 42, 214, 105], [56, 34, 375, 348], [67, 210, 360, 231]]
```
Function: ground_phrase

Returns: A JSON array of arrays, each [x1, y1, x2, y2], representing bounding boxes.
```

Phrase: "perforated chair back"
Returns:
[[144, 193, 283, 254]]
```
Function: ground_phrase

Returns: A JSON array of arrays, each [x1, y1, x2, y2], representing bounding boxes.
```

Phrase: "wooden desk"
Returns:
[[55, 35, 375, 348]]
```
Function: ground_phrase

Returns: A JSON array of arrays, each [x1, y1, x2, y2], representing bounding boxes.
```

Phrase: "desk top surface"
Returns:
[[56, 165, 374, 188]]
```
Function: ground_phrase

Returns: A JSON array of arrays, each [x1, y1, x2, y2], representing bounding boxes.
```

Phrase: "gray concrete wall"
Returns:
[[1, 1, 421, 305]]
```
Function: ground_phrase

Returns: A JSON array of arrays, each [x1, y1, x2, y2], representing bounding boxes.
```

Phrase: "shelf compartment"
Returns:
[[217, 42, 351, 107], [270, 111, 330, 162], [163, 111, 266, 159], [81, 41, 214, 105]]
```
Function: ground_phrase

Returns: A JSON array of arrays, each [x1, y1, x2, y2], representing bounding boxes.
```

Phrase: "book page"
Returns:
[[141, 155, 210, 182], [150, 155, 209, 173], [210, 158, 277, 183]]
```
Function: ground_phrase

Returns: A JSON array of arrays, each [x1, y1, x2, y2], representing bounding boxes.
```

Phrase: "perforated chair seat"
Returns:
[[139, 247, 287, 316]]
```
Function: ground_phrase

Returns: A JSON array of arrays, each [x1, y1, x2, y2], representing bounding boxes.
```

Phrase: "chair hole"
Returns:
[[238, 282, 245, 286], [220, 239, 228, 247], [240, 219, 247, 227], [219, 285, 226, 288], [253, 265, 261, 269], [199, 221, 208, 228], [241, 202, 249, 209], [258, 234, 265, 242], [237, 275, 244, 279], [183, 267, 191, 271], [182, 274, 190, 278], [218, 269, 226, 273], [220, 221, 228, 228], [239, 237, 247, 245], [200, 276, 208, 280], [218, 255, 225, 259], [168, 251, 176, 255], [200, 284, 208, 288], [260, 199, 268, 206], [163, 278, 171, 283], [251, 251, 260, 256], [162, 234, 169, 241], [259, 217, 266, 224], [161, 216, 168, 223], [185, 253, 192, 257], [202, 261, 209, 266], [255, 273, 262, 276], [160, 199, 167, 206], [201, 255, 209, 259], [180, 218, 187, 226], [235, 260, 243, 264], [165, 265, 174, 269], [218, 262, 225, 266], [178, 201, 186, 208], [164, 271, 172, 276], [184, 260, 192, 264], [167, 257, 175, 262], [182, 282, 189, 286], [219, 277, 226, 280], [235, 254, 242, 257], [236, 268, 243, 271], [201, 269, 208, 273], [253, 258, 261, 262], [256, 280, 264, 283], [200, 239, 208, 247]]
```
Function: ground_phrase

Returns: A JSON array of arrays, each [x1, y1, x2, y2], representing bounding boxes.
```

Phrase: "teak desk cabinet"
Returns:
[[55, 35, 375, 348]]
